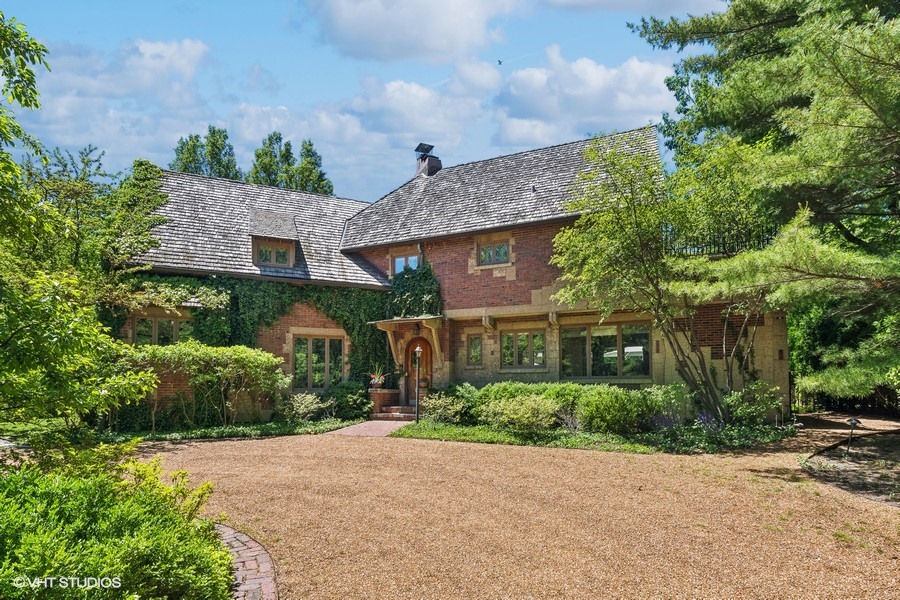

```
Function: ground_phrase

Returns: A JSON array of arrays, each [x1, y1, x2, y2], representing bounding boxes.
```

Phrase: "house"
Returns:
[[127, 126, 789, 413]]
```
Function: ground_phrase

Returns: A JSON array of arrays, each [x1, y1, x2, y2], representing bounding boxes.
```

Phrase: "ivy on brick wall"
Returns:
[[126, 258, 443, 384], [390, 260, 442, 318], [128, 274, 395, 382]]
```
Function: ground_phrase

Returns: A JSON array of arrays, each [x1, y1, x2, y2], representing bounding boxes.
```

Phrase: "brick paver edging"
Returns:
[[216, 523, 278, 600]]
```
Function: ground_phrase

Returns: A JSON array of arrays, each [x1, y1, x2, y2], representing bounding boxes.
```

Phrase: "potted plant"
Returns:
[[369, 364, 386, 389], [418, 376, 430, 388]]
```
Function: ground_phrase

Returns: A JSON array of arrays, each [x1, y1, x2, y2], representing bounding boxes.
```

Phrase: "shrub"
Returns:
[[321, 381, 371, 420], [478, 381, 550, 403], [0, 456, 232, 599], [276, 392, 333, 423], [433, 382, 482, 424], [642, 384, 694, 429], [577, 385, 659, 434], [479, 394, 560, 433], [133, 340, 291, 428], [724, 381, 783, 426], [421, 390, 465, 424]]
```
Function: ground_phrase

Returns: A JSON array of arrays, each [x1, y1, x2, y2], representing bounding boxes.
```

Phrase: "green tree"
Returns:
[[246, 131, 294, 187], [21, 145, 116, 271], [0, 15, 157, 428], [170, 133, 204, 174], [692, 211, 899, 399], [170, 125, 242, 180], [282, 139, 334, 194], [551, 136, 768, 419], [634, 1, 899, 402], [0, 11, 49, 240], [634, 1, 898, 250], [247, 133, 334, 193]]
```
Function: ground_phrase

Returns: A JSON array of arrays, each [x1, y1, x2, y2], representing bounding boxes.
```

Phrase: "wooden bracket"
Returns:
[[423, 317, 443, 361], [482, 315, 496, 332]]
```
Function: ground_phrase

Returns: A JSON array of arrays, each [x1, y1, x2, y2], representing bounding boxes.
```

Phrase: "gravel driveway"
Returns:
[[155, 423, 900, 599]]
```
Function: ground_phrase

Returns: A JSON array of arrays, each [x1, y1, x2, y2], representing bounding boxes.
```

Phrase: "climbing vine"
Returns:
[[125, 259, 443, 384], [127, 274, 394, 382], [390, 260, 442, 318]]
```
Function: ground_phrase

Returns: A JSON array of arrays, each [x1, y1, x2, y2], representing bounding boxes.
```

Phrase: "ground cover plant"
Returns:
[[98, 418, 357, 443], [405, 381, 794, 453], [0, 440, 233, 599]]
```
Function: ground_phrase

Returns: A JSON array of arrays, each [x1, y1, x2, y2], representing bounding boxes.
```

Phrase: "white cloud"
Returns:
[[228, 62, 496, 200], [450, 60, 503, 95], [20, 40, 212, 167], [493, 45, 674, 146], [244, 63, 281, 93], [543, 0, 724, 13], [305, 0, 519, 62]]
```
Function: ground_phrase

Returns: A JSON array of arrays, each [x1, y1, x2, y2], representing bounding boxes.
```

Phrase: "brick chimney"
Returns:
[[415, 143, 442, 176]]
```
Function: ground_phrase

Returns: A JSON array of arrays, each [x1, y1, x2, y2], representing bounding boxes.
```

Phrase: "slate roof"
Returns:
[[140, 171, 390, 288], [341, 126, 659, 250]]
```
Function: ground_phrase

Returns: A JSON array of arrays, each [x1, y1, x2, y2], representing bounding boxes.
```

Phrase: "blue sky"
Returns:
[[6, 0, 720, 201]]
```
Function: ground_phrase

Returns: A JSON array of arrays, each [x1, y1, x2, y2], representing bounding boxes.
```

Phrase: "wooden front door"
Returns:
[[405, 337, 432, 406]]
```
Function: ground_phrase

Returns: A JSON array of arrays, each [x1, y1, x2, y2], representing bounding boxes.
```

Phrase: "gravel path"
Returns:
[[155, 419, 900, 599]]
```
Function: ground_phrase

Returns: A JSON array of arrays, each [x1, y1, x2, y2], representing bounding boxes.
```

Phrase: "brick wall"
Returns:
[[675, 303, 766, 359], [353, 219, 570, 310], [256, 300, 348, 378]]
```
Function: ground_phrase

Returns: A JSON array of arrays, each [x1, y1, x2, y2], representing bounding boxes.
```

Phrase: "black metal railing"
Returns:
[[664, 225, 779, 258]]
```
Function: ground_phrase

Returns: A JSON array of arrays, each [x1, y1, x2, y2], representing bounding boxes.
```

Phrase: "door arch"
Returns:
[[405, 337, 432, 406]]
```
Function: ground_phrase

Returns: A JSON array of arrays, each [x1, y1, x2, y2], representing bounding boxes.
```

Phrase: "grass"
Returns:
[[97, 418, 360, 443], [391, 419, 796, 454], [0, 418, 66, 438], [389, 420, 656, 453]]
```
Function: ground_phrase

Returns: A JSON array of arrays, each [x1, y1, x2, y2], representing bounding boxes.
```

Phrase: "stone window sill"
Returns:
[[473, 261, 513, 271]]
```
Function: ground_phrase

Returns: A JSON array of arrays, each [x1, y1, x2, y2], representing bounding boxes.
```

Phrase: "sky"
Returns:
[[6, 0, 721, 202]]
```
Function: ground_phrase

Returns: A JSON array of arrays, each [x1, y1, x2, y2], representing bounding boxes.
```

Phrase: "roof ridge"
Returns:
[[159, 168, 369, 207], [340, 125, 656, 243], [436, 125, 656, 174], [340, 125, 659, 251]]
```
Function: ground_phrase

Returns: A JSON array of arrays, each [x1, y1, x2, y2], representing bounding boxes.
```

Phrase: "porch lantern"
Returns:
[[414, 344, 423, 423]]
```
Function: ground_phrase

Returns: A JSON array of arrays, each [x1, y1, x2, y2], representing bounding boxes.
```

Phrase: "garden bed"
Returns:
[[98, 418, 360, 443], [802, 431, 900, 505]]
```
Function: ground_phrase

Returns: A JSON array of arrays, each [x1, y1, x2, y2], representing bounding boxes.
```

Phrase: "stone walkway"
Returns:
[[326, 420, 409, 437], [216, 524, 277, 600]]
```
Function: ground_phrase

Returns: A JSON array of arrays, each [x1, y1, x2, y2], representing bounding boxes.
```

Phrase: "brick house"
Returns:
[[129, 126, 789, 414]]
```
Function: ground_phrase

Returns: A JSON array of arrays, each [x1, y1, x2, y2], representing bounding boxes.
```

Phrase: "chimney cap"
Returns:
[[415, 143, 434, 156]]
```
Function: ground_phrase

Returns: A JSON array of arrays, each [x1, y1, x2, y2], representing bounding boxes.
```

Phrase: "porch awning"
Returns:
[[366, 315, 443, 326], [368, 315, 444, 363]]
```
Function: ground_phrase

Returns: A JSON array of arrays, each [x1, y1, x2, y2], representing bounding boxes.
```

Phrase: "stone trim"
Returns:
[[216, 523, 278, 600], [468, 231, 516, 280]]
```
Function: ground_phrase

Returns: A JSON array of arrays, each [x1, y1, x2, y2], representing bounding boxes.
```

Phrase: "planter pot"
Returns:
[[370, 382, 383, 389]]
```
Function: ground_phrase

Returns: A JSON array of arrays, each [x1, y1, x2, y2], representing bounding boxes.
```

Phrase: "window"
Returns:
[[561, 323, 650, 378], [134, 317, 193, 346], [477, 241, 510, 266], [466, 335, 483, 366], [293, 336, 344, 389], [254, 239, 293, 267], [393, 254, 419, 274], [500, 331, 545, 368]]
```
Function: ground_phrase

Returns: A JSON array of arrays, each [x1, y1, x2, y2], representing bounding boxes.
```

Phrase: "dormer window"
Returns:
[[253, 238, 294, 268]]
